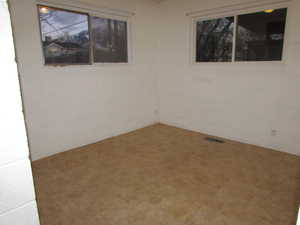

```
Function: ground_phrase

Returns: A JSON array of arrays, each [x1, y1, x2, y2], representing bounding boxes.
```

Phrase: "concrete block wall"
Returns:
[[0, 0, 40, 224]]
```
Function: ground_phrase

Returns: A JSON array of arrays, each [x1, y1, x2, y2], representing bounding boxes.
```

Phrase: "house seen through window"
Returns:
[[38, 6, 90, 65], [38, 5, 129, 65]]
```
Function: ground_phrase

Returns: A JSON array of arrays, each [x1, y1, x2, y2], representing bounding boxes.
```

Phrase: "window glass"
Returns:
[[91, 17, 128, 63], [38, 6, 90, 65], [235, 8, 287, 61], [196, 17, 234, 62]]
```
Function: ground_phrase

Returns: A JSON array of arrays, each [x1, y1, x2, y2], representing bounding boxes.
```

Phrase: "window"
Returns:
[[195, 8, 287, 62], [91, 17, 128, 63], [38, 5, 129, 65], [196, 17, 234, 62], [235, 8, 287, 61], [38, 6, 90, 65]]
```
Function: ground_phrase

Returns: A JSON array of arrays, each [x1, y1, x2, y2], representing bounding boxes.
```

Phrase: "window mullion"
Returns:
[[89, 15, 94, 64], [232, 15, 238, 62]]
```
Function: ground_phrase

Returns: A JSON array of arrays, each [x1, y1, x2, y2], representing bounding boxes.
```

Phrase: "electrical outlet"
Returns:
[[271, 129, 277, 137]]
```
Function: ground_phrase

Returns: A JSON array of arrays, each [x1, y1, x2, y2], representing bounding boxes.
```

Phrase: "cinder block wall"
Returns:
[[0, 0, 40, 224]]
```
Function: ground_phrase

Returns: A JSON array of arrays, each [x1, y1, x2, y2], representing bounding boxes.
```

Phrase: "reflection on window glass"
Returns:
[[196, 17, 234, 62], [91, 17, 128, 63], [235, 8, 287, 61], [38, 6, 90, 64]]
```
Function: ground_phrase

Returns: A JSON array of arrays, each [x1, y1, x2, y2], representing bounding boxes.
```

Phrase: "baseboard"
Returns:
[[160, 120, 300, 157]]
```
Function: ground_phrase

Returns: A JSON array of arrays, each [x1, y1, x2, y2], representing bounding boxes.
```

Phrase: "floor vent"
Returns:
[[205, 137, 225, 144]]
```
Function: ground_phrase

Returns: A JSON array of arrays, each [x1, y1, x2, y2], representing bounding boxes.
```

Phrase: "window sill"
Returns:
[[191, 60, 287, 66], [42, 62, 132, 69]]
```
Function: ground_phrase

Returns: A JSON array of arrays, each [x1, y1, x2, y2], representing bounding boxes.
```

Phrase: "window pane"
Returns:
[[196, 17, 234, 62], [38, 6, 90, 65], [91, 17, 128, 63], [235, 8, 287, 61]]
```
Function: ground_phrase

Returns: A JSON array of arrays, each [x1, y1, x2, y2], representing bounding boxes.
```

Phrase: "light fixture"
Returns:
[[264, 9, 274, 13], [39, 7, 49, 14]]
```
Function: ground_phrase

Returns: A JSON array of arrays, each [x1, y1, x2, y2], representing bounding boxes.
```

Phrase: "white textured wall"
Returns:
[[0, 0, 40, 224], [8, 0, 300, 159], [9, 0, 159, 160], [156, 0, 300, 156]]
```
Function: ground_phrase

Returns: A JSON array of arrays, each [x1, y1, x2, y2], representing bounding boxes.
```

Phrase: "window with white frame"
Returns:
[[37, 5, 129, 65], [195, 8, 287, 62]]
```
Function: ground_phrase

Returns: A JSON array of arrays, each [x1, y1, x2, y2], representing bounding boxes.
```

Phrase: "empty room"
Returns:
[[0, 0, 300, 224]]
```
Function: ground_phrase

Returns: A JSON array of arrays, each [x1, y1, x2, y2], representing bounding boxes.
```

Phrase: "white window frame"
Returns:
[[36, 0, 133, 66], [189, 1, 290, 65]]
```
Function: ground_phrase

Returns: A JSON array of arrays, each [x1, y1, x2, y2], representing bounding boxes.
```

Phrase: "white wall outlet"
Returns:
[[271, 129, 277, 137]]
